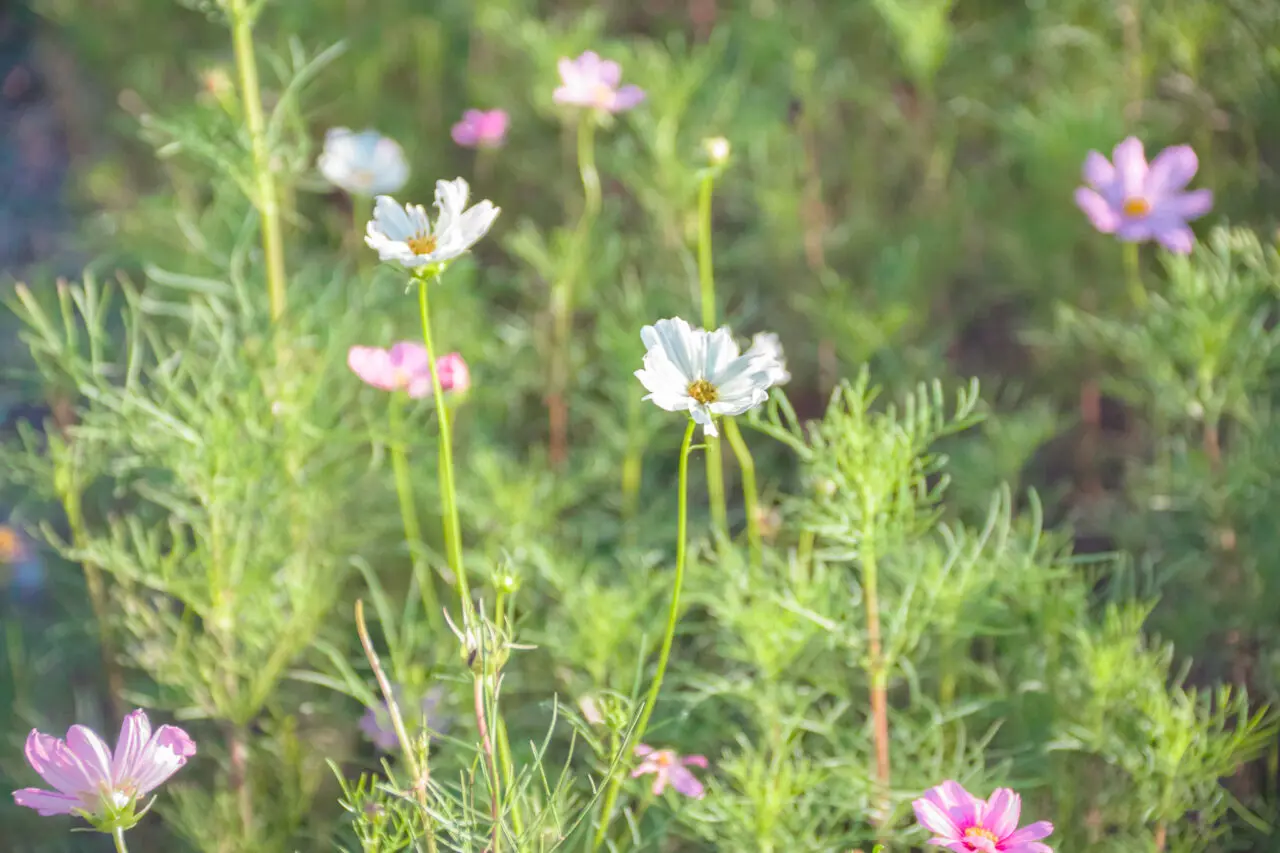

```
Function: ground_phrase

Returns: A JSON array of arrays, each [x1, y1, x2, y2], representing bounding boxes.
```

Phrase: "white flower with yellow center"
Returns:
[[635, 317, 775, 437], [365, 178, 501, 271], [318, 128, 409, 196]]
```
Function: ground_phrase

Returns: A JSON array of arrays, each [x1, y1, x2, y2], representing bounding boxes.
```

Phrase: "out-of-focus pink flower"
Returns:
[[348, 344, 469, 397], [553, 51, 645, 113], [13, 709, 196, 821], [631, 744, 708, 798], [360, 685, 447, 752], [451, 109, 509, 149], [912, 781, 1054, 853], [1074, 136, 1213, 254]]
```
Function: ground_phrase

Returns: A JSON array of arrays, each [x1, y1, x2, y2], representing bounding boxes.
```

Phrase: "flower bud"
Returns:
[[703, 136, 731, 166]]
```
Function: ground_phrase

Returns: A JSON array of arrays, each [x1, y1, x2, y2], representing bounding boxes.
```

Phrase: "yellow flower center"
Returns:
[[1122, 197, 1151, 217], [965, 826, 999, 845], [688, 379, 718, 404], [594, 83, 615, 107], [407, 234, 438, 255], [655, 752, 674, 767]]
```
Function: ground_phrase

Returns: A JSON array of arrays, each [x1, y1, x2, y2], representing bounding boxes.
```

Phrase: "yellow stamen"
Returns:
[[965, 826, 999, 845], [1122, 197, 1151, 217], [655, 752, 674, 767], [407, 234, 438, 255], [688, 379, 718, 404]]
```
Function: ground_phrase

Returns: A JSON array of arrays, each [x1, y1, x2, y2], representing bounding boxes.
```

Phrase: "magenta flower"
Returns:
[[912, 781, 1054, 853], [1074, 137, 1213, 254], [348, 344, 470, 398], [451, 109, 509, 149], [553, 51, 645, 113], [13, 709, 196, 825], [631, 744, 708, 799]]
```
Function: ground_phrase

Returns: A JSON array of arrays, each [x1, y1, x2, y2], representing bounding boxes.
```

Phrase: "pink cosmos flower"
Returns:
[[347, 344, 470, 398], [553, 51, 645, 113], [631, 744, 708, 798], [1074, 137, 1213, 254], [13, 709, 196, 820], [912, 781, 1054, 853], [451, 109, 509, 149]]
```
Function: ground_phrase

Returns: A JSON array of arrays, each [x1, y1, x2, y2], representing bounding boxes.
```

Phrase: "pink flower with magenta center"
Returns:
[[553, 51, 645, 113], [13, 709, 196, 820], [1074, 136, 1213, 254], [348, 344, 469, 398], [631, 744, 708, 799], [451, 109, 509, 149], [912, 781, 1054, 853]]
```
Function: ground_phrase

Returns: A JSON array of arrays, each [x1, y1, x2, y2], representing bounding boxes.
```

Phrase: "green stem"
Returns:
[[723, 418, 761, 568], [417, 279, 470, 620], [695, 171, 729, 543], [227, 0, 287, 321], [863, 533, 891, 827], [578, 116, 601, 221], [389, 395, 442, 635], [592, 419, 697, 850], [475, 675, 502, 853], [705, 435, 729, 542], [1122, 241, 1145, 309], [112, 827, 129, 853]]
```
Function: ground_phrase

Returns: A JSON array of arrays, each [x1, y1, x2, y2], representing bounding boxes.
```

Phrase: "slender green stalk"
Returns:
[[417, 279, 470, 619], [593, 419, 697, 850], [695, 170, 729, 541], [112, 828, 129, 853], [1122, 241, 1145, 309], [722, 418, 762, 568], [226, 0, 287, 321], [475, 675, 502, 853], [577, 116, 601, 221], [389, 395, 442, 634]]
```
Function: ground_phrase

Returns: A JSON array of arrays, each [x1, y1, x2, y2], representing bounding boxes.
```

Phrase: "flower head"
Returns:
[[365, 178, 500, 272], [359, 686, 445, 753], [553, 51, 645, 114], [635, 317, 776, 437], [745, 331, 791, 386], [451, 109, 509, 149], [912, 781, 1054, 853], [318, 128, 409, 197], [631, 745, 708, 799], [13, 709, 196, 828], [347, 343, 469, 398], [1074, 137, 1213, 254]]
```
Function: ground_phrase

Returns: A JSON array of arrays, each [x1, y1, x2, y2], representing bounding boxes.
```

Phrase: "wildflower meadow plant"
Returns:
[[318, 127, 409, 197], [451, 108, 509, 149], [913, 782, 1054, 853], [632, 745, 709, 799], [553, 50, 646, 114]]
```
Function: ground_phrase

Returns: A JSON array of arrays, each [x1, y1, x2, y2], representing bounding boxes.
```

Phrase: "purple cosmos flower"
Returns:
[[451, 109, 509, 149], [1074, 137, 1213, 254], [553, 51, 645, 113], [347, 344, 470, 398], [13, 709, 196, 821], [359, 686, 445, 753], [631, 744, 709, 799], [912, 781, 1054, 853]]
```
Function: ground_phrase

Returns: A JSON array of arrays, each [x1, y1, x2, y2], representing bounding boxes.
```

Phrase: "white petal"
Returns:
[[689, 403, 719, 436], [370, 196, 417, 242], [646, 318, 700, 382], [433, 178, 471, 237]]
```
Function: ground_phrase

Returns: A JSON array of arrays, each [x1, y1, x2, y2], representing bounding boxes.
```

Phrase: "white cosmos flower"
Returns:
[[365, 178, 501, 270], [635, 317, 775, 437], [318, 128, 409, 196], [745, 331, 791, 386]]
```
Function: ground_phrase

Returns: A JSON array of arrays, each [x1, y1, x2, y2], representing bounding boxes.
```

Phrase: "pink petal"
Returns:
[[1081, 150, 1115, 189], [1004, 844, 1053, 853], [128, 725, 196, 796], [1111, 136, 1148, 201], [610, 85, 646, 112], [65, 726, 113, 788], [25, 732, 90, 795], [557, 57, 579, 86], [982, 788, 1021, 840], [348, 346, 396, 392], [932, 780, 982, 825], [111, 710, 152, 785], [929, 841, 972, 853], [682, 754, 710, 768], [435, 353, 471, 393], [1145, 145, 1199, 196], [1166, 188, 1213, 221], [1074, 188, 1120, 234], [451, 121, 480, 148], [595, 58, 622, 89], [1153, 224, 1196, 254], [913, 796, 962, 840], [633, 744, 655, 757], [1004, 821, 1054, 845], [668, 765, 705, 799], [388, 342, 430, 375], [649, 767, 669, 796], [13, 787, 83, 816]]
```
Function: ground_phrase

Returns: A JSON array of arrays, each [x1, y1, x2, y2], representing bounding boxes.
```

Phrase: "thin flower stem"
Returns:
[[1122, 241, 1145, 309], [722, 418, 762, 568], [695, 170, 729, 543], [112, 827, 129, 853], [796, 529, 815, 579], [417, 279, 471, 620], [593, 419, 697, 850], [389, 395, 443, 635], [475, 675, 502, 853], [862, 533, 891, 827], [226, 0, 287, 321], [705, 436, 729, 542]]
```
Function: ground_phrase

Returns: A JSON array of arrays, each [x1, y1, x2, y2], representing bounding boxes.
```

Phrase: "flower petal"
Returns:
[[348, 347, 397, 392], [370, 196, 417, 243], [1081, 150, 1115, 189], [13, 787, 83, 816], [65, 726, 114, 789], [1074, 188, 1120, 234], [982, 788, 1020, 840], [668, 765, 705, 799], [1111, 136, 1147, 200], [1166, 188, 1213, 221], [24, 732, 89, 796], [111, 710, 152, 785], [1145, 144, 1199, 197], [913, 796, 962, 841], [1153, 224, 1196, 254], [611, 85, 646, 112], [1004, 821, 1054, 845], [682, 754, 710, 768], [128, 725, 196, 796]]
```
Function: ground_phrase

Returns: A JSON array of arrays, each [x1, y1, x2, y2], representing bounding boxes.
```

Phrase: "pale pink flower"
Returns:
[[451, 109, 509, 149], [1074, 137, 1213, 254], [347, 344, 470, 397], [553, 51, 645, 113], [13, 709, 196, 820], [631, 744, 708, 798], [912, 781, 1054, 853]]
